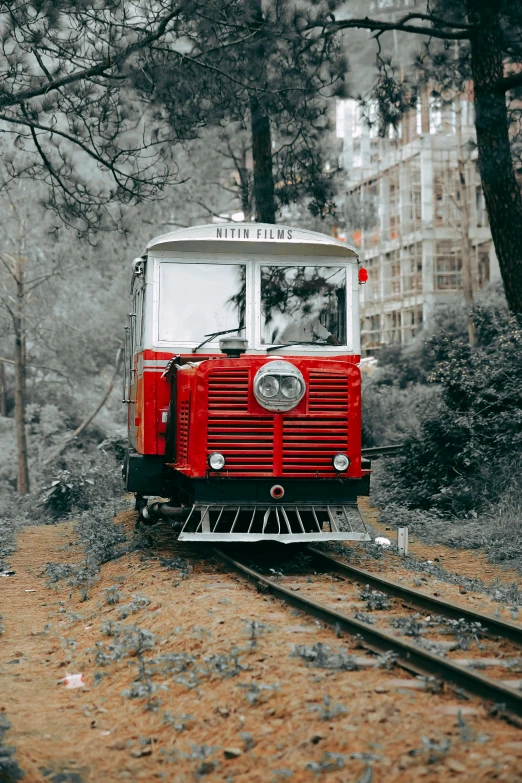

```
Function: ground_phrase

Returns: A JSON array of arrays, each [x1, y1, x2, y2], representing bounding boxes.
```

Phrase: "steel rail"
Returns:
[[361, 445, 403, 458], [213, 548, 522, 717], [306, 547, 522, 646]]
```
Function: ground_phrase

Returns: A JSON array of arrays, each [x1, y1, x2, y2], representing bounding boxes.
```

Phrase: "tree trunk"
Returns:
[[0, 361, 6, 417], [238, 146, 252, 215], [246, 0, 277, 224], [455, 88, 476, 344], [468, 2, 522, 314], [13, 254, 30, 494], [250, 95, 276, 223]]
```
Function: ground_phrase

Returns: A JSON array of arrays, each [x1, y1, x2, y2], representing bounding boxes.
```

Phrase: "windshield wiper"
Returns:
[[266, 341, 326, 353], [192, 325, 244, 354]]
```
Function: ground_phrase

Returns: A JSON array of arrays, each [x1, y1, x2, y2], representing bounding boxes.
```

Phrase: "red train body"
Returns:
[[123, 223, 371, 542]]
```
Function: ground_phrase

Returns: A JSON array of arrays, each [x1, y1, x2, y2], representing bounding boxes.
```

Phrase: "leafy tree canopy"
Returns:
[[0, 1, 345, 232]]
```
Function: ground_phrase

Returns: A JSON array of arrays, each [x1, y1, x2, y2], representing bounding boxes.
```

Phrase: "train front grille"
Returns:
[[208, 368, 249, 413], [308, 371, 349, 414], [179, 503, 370, 542], [207, 416, 274, 476], [206, 368, 349, 477], [281, 417, 348, 477]]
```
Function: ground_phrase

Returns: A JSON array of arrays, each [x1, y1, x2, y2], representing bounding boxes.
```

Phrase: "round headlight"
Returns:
[[333, 453, 350, 472], [257, 374, 279, 398], [280, 376, 302, 399], [208, 452, 226, 471]]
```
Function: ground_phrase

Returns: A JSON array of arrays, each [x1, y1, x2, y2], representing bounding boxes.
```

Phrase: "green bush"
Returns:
[[362, 381, 436, 447], [379, 307, 522, 515], [39, 446, 124, 520], [75, 505, 128, 567], [361, 300, 469, 447]]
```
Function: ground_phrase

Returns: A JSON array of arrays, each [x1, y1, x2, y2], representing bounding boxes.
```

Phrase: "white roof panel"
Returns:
[[144, 223, 358, 259]]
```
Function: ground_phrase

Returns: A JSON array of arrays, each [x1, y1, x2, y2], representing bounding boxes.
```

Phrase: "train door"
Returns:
[[126, 272, 145, 448]]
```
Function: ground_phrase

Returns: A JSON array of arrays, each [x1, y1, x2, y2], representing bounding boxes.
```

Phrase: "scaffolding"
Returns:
[[339, 93, 499, 355]]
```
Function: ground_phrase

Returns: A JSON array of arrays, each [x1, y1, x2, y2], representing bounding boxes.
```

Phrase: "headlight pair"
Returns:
[[257, 374, 302, 400], [254, 360, 306, 411], [209, 451, 350, 473]]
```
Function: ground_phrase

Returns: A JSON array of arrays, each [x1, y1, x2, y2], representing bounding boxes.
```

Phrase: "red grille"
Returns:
[[282, 418, 348, 477], [208, 368, 249, 413], [207, 416, 274, 476], [177, 400, 190, 464], [308, 371, 348, 414]]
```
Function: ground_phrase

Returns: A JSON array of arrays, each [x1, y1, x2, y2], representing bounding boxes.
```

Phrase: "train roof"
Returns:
[[143, 222, 358, 259]]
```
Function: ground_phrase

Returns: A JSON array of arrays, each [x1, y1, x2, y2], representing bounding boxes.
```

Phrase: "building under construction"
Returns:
[[337, 86, 500, 355]]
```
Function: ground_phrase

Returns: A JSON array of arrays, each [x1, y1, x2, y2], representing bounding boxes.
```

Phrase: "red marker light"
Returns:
[[358, 267, 368, 284], [270, 484, 285, 499]]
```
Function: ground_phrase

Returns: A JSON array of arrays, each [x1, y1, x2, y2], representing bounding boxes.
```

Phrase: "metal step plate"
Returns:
[[179, 503, 370, 543]]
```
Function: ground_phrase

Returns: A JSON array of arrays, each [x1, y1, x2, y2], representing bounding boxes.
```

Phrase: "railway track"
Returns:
[[214, 545, 522, 719], [361, 444, 403, 459]]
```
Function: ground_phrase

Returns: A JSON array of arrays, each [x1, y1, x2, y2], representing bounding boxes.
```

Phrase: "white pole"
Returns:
[[398, 527, 409, 556]]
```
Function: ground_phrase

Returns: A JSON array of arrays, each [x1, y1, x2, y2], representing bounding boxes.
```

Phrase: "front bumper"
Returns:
[[173, 473, 370, 506], [178, 502, 370, 543]]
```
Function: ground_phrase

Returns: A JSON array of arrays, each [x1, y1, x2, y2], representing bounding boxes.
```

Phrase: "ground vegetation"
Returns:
[[365, 282, 522, 568], [3, 511, 521, 781]]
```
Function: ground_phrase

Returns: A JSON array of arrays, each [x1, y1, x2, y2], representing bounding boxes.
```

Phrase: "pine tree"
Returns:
[[127, 0, 346, 223]]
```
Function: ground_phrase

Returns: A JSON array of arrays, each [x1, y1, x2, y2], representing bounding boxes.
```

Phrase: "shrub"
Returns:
[[0, 715, 24, 781], [292, 642, 359, 670], [45, 562, 77, 585], [40, 468, 96, 518], [308, 694, 347, 720], [305, 752, 346, 773], [362, 380, 435, 447], [40, 450, 124, 520], [359, 585, 391, 611], [378, 308, 522, 515], [75, 506, 127, 567], [117, 594, 151, 619]]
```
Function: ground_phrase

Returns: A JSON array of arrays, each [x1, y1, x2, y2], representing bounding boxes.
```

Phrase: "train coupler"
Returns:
[[138, 501, 191, 528]]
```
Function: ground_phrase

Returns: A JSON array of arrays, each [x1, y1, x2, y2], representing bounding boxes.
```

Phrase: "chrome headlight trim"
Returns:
[[257, 374, 279, 398], [280, 375, 303, 400], [332, 453, 350, 472], [253, 360, 306, 411], [208, 452, 226, 471]]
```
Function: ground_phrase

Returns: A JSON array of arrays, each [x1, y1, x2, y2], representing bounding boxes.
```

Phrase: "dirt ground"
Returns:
[[355, 499, 522, 620], [1, 508, 522, 783]]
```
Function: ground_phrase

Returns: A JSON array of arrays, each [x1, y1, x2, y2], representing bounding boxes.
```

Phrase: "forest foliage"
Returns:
[[0, 2, 521, 557], [365, 285, 522, 523]]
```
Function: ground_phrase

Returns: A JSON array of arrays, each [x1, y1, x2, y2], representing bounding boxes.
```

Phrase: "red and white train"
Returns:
[[122, 223, 371, 542]]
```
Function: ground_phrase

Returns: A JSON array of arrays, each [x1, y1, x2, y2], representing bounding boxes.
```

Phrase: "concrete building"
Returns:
[[337, 92, 500, 354]]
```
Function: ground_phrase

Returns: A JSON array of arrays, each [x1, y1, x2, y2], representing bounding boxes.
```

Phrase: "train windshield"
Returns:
[[158, 262, 246, 343], [260, 265, 347, 345]]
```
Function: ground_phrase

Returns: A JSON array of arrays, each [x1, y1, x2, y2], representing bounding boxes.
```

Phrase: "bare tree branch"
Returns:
[[499, 71, 522, 93], [42, 347, 122, 465], [321, 14, 474, 41]]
